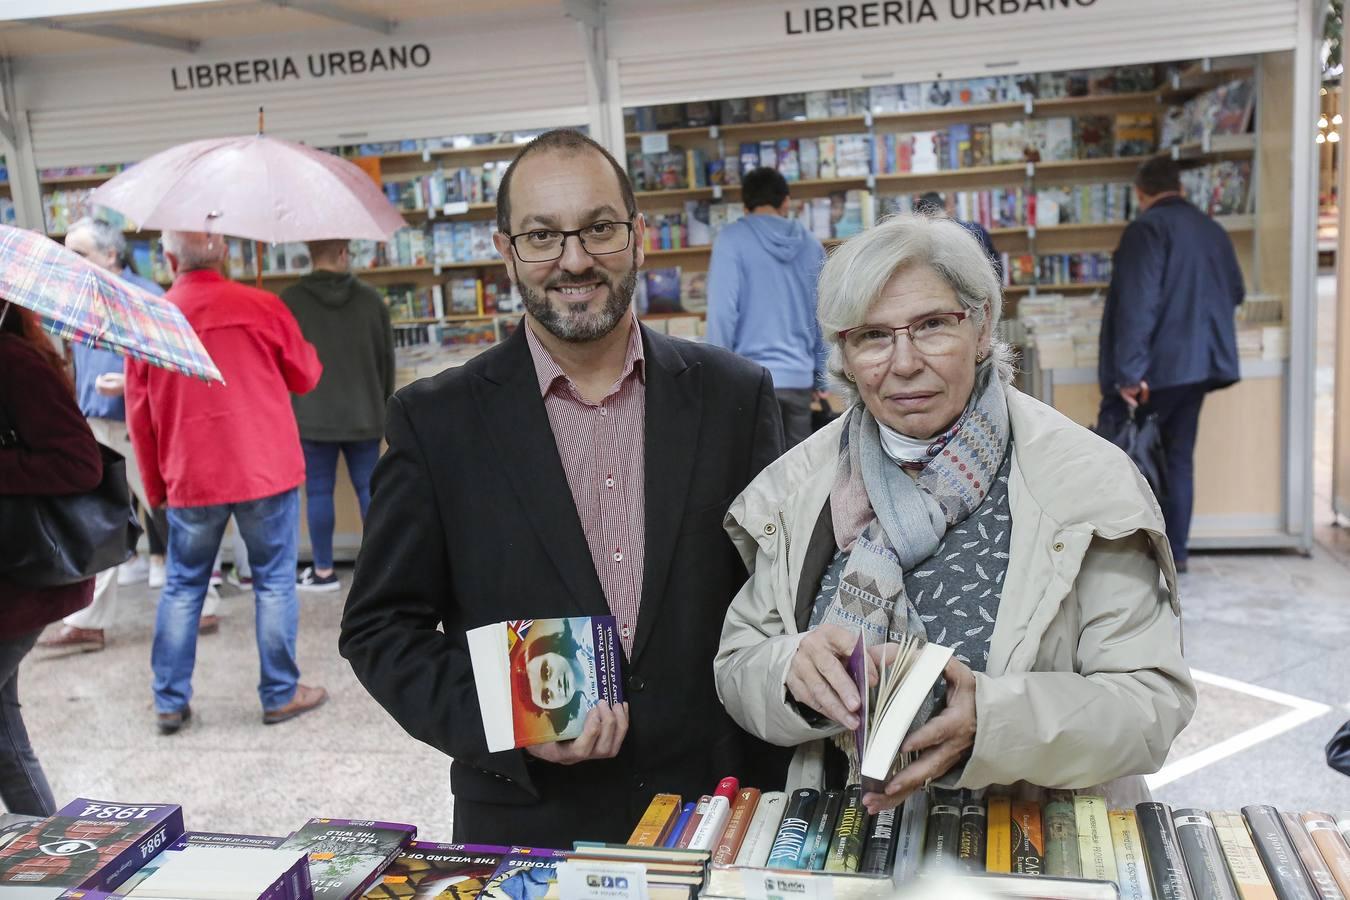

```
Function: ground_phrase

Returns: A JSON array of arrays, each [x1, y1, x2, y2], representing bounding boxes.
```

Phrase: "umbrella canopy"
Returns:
[[88, 133, 407, 245], [0, 226, 222, 383]]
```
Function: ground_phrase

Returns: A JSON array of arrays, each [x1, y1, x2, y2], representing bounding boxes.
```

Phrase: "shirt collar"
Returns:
[[524, 313, 646, 398]]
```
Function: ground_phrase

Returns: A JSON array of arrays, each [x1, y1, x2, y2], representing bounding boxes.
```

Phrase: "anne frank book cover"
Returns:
[[278, 818, 416, 900], [468, 617, 625, 753], [0, 798, 183, 897]]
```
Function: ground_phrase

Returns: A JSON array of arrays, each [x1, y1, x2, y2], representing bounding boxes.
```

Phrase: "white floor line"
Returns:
[[1145, 669, 1333, 790]]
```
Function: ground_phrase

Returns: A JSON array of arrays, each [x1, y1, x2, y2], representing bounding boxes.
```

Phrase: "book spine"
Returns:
[[824, 786, 866, 873], [674, 796, 711, 850], [1301, 813, 1350, 897], [957, 794, 987, 872], [893, 787, 930, 884], [1211, 811, 1278, 900], [735, 792, 786, 868], [1172, 808, 1241, 900], [1136, 802, 1197, 900], [1242, 805, 1320, 900], [987, 795, 1013, 874], [1044, 791, 1082, 878], [1280, 811, 1346, 900], [87, 806, 187, 892], [802, 789, 843, 870], [923, 788, 962, 870], [629, 793, 682, 847], [766, 789, 819, 869], [1111, 809, 1155, 900], [663, 802, 696, 849], [1076, 795, 1117, 882], [713, 789, 761, 866], [1011, 798, 1045, 876], [860, 807, 898, 876], [1337, 814, 1350, 847], [688, 778, 739, 852]]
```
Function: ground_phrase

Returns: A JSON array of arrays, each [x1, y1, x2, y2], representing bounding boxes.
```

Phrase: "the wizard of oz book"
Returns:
[[467, 616, 624, 752]]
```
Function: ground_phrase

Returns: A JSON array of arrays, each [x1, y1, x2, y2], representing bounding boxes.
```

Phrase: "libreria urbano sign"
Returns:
[[784, 0, 1097, 34], [170, 43, 432, 91]]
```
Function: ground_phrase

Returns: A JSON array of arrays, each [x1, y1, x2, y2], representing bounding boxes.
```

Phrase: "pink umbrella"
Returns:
[[88, 131, 406, 245]]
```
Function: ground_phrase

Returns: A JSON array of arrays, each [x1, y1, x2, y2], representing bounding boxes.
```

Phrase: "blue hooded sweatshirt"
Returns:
[[704, 214, 827, 391]]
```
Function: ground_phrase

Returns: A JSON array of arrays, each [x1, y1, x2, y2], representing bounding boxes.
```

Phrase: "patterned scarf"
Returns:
[[822, 362, 1011, 648]]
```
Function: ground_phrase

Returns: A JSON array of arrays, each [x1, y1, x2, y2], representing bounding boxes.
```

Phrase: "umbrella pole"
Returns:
[[256, 106, 264, 290]]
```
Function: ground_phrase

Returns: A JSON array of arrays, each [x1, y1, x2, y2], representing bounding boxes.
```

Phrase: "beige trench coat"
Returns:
[[714, 385, 1197, 802]]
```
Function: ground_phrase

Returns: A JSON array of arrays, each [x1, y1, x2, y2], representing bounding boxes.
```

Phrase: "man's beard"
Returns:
[[516, 259, 638, 344]]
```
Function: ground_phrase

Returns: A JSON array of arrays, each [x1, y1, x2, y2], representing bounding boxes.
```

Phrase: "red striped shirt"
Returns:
[[525, 318, 646, 656]]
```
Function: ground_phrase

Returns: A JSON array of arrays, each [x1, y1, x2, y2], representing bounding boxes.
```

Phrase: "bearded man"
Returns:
[[340, 129, 790, 848]]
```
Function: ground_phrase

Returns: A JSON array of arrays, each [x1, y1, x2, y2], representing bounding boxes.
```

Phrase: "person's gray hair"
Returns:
[[68, 217, 126, 258], [161, 230, 227, 271], [817, 214, 1015, 403]]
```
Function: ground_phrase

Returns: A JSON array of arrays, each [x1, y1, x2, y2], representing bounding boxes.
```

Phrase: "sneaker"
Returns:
[[37, 626, 105, 654], [262, 684, 328, 725], [296, 567, 340, 593], [209, 569, 223, 588], [147, 557, 166, 589], [117, 556, 149, 586], [157, 705, 191, 736], [225, 568, 253, 590]]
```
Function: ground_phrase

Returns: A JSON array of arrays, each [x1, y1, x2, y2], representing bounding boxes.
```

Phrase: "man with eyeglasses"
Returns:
[[341, 128, 791, 848]]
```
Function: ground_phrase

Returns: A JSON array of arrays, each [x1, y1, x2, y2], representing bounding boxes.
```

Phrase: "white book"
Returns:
[[733, 791, 787, 868], [854, 634, 955, 785], [127, 845, 308, 899]]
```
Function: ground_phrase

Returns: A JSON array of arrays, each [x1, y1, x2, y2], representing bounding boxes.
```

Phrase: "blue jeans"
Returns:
[[153, 489, 301, 713], [301, 439, 380, 570]]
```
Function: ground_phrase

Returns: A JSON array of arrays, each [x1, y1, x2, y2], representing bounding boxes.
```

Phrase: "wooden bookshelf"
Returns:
[[1005, 282, 1109, 296], [1030, 92, 1163, 117], [399, 202, 497, 222], [626, 115, 868, 145], [375, 141, 529, 164], [1161, 55, 1258, 103], [874, 164, 1027, 191], [1170, 132, 1257, 161], [40, 172, 122, 187]]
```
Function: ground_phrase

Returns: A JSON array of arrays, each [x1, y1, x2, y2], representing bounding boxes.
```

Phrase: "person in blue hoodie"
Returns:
[[706, 167, 828, 447]]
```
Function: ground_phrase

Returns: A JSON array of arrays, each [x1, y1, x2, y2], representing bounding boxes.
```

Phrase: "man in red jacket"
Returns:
[[125, 230, 329, 735]]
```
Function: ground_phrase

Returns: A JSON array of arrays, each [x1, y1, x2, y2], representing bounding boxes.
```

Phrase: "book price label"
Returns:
[[741, 869, 835, 900], [640, 133, 670, 154], [556, 860, 650, 900]]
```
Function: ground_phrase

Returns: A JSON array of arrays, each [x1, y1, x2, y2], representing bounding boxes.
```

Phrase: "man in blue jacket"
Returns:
[[706, 167, 827, 447], [1098, 156, 1245, 572]]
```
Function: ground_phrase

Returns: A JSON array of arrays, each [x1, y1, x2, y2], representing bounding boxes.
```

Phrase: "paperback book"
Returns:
[[361, 841, 509, 899], [844, 631, 954, 788], [477, 849, 568, 900], [0, 799, 184, 898], [277, 819, 417, 900], [467, 617, 625, 753]]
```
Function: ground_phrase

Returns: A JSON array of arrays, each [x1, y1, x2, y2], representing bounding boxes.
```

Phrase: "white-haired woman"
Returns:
[[715, 215, 1195, 813]]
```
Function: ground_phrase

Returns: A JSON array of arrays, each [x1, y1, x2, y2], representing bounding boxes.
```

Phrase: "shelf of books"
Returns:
[[4, 787, 1344, 898]]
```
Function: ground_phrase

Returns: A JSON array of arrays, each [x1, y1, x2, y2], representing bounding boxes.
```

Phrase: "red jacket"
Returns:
[[0, 335, 98, 638], [125, 269, 322, 508]]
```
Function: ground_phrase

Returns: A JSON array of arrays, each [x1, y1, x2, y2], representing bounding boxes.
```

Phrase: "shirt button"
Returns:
[[621, 624, 632, 639], [599, 407, 608, 417], [605, 477, 615, 489], [613, 551, 623, 563]]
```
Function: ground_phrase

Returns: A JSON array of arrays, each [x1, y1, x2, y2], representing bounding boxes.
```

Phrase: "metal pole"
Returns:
[[255, 105, 264, 290]]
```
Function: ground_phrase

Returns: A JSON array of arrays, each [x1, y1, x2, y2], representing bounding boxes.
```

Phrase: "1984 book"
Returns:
[[468, 617, 625, 753]]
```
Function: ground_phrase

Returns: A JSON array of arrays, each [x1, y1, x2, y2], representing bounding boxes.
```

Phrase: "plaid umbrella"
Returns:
[[0, 225, 222, 383]]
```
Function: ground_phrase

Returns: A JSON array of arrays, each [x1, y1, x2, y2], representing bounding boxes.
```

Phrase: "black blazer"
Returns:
[[340, 322, 791, 849]]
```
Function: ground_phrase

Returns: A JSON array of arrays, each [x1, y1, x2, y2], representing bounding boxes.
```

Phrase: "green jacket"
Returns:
[[281, 269, 394, 443]]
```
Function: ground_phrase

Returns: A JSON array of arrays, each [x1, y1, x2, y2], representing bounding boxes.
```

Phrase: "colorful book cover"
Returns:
[[1109, 811, 1154, 900], [278, 818, 417, 900], [643, 268, 683, 315], [477, 849, 567, 900], [712, 789, 760, 866], [823, 787, 864, 874], [986, 796, 1012, 874], [628, 797, 681, 849], [1114, 113, 1156, 157], [1075, 116, 1114, 159], [467, 617, 625, 753], [766, 789, 818, 868], [738, 142, 761, 176], [362, 841, 509, 899], [0, 799, 184, 896], [1044, 791, 1082, 878], [1075, 796, 1116, 883], [801, 789, 842, 870], [1011, 799, 1044, 876], [957, 794, 986, 872]]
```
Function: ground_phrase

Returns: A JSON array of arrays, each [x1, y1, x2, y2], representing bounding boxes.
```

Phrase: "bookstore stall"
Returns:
[[0, 0, 1324, 557]]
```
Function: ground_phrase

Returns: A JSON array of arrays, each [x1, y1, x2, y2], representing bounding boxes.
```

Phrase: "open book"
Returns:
[[845, 631, 954, 789], [467, 616, 625, 753]]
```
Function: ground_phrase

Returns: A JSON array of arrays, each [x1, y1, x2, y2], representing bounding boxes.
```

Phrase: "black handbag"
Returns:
[[1328, 720, 1350, 776], [1097, 408, 1169, 506], [0, 402, 141, 587]]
